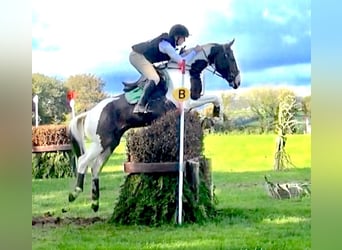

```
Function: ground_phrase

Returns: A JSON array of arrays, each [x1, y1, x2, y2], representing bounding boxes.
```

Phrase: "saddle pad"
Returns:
[[124, 86, 143, 104]]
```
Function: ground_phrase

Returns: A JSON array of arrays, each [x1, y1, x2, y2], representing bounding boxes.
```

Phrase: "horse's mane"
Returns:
[[163, 43, 220, 71], [180, 43, 218, 56]]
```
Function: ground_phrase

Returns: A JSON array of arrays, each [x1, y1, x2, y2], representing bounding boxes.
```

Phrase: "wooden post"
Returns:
[[185, 159, 200, 201]]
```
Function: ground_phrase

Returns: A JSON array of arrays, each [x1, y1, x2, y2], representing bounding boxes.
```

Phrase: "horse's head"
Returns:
[[207, 39, 241, 89]]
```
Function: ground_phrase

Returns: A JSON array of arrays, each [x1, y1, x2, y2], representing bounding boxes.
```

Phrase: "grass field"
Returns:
[[32, 134, 311, 250]]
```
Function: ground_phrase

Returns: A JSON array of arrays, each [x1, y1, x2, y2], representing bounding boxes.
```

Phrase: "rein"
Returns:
[[199, 47, 225, 79], [163, 47, 225, 79], [157, 43, 231, 82]]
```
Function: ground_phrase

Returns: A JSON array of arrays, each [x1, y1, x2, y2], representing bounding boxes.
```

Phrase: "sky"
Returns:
[[32, 0, 311, 96]]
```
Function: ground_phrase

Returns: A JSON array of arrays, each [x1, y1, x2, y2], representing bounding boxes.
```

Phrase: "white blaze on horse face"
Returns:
[[234, 73, 241, 86]]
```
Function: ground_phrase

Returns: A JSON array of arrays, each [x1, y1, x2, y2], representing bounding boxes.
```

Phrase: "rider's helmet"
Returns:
[[169, 24, 190, 38]]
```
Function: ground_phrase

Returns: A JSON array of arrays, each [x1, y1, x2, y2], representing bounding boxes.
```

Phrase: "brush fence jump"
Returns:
[[110, 111, 216, 225], [123, 158, 211, 202]]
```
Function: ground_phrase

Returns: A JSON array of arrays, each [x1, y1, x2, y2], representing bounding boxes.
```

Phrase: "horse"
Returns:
[[68, 39, 241, 212]]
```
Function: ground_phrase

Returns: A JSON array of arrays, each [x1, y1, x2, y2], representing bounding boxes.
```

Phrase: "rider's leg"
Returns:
[[133, 80, 157, 113], [129, 51, 160, 113]]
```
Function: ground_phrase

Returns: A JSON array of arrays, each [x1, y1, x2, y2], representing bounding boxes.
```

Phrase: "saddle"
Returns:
[[122, 64, 168, 92], [122, 75, 149, 92], [122, 68, 168, 105]]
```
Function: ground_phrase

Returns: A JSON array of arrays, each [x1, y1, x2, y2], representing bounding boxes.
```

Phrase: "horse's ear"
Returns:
[[225, 39, 235, 49]]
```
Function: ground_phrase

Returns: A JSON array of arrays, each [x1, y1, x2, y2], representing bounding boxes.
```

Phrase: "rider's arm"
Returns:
[[159, 40, 197, 64]]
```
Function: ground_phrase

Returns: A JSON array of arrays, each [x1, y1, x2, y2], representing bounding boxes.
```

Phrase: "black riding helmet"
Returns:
[[169, 24, 190, 38]]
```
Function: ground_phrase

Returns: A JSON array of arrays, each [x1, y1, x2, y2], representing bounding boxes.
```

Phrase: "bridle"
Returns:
[[201, 44, 239, 81], [200, 47, 221, 77], [160, 43, 238, 82]]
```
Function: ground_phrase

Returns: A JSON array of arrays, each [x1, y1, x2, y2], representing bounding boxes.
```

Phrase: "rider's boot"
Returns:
[[133, 80, 156, 114], [190, 77, 202, 100]]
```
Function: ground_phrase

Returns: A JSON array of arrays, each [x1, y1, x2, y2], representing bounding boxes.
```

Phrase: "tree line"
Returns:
[[32, 73, 311, 134], [202, 87, 311, 134], [32, 73, 107, 124]]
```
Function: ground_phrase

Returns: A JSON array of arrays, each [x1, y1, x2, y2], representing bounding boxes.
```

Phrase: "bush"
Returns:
[[110, 110, 217, 226], [32, 125, 70, 146], [32, 151, 74, 178], [126, 110, 203, 163], [32, 125, 74, 179]]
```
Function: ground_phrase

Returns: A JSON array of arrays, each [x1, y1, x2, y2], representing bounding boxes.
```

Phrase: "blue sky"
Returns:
[[32, 0, 311, 96]]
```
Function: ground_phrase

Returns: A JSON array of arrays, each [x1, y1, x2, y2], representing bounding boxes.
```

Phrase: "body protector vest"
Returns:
[[132, 33, 176, 63]]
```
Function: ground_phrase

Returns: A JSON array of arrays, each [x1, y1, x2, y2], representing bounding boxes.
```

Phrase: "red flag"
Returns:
[[67, 90, 76, 101]]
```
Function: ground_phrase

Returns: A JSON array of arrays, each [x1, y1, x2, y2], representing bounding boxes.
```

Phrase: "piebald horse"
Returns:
[[68, 39, 241, 212]]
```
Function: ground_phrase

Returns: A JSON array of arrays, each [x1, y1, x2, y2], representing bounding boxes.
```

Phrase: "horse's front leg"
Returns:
[[68, 174, 85, 202], [91, 178, 100, 212], [68, 155, 92, 202], [90, 147, 112, 212], [187, 95, 223, 118]]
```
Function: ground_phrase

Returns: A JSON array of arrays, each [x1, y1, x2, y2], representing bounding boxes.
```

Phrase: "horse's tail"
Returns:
[[68, 112, 88, 158]]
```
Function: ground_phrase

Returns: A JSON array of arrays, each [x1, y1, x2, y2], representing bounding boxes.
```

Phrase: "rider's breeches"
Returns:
[[129, 51, 160, 85]]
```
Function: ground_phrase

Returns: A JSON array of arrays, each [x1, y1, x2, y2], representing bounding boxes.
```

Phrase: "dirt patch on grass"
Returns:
[[32, 212, 106, 227]]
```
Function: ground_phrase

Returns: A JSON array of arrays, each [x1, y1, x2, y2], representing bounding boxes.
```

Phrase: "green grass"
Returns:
[[204, 134, 311, 172], [32, 134, 311, 250]]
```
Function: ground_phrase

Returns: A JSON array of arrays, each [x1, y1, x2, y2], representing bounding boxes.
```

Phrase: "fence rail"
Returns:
[[123, 162, 179, 173], [32, 144, 72, 153]]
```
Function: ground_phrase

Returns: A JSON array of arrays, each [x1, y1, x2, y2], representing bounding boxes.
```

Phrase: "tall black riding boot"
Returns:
[[133, 80, 156, 114]]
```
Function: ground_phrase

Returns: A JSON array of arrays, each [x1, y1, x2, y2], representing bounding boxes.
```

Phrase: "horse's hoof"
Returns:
[[91, 203, 99, 212], [68, 193, 76, 202]]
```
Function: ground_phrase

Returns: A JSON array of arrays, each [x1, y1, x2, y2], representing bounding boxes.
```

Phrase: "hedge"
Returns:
[[110, 110, 217, 226], [32, 125, 75, 179]]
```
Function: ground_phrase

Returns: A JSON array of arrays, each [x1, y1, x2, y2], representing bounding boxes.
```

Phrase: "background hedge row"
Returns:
[[32, 125, 74, 179], [32, 125, 70, 146]]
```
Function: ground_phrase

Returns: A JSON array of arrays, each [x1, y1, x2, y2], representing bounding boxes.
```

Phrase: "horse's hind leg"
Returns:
[[68, 142, 102, 203], [90, 147, 113, 212]]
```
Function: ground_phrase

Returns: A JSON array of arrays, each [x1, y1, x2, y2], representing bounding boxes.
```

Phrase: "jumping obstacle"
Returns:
[[110, 110, 216, 226], [32, 125, 75, 178]]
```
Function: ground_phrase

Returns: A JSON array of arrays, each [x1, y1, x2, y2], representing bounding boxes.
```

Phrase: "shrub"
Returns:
[[110, 110, 217, 226], [32, 125, 74, 179]]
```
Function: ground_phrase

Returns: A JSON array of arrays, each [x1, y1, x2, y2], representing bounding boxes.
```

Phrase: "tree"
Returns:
[[221, 92, 237, 115], [301, 95, 311, 118], [274, 94, 298, 170], [301, 95, 311, 133], [241, 87, 295, 133], [64, 74, 108, 113], [32, 73, 69, 124]]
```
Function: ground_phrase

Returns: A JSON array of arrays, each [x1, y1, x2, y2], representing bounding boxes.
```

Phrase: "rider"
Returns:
[[130, 24, 202, 114]]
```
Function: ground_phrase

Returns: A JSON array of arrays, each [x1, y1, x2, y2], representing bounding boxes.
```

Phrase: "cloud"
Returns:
[[32, 0, 235, 76], [32, 0, 311, 94], [240, 63, 311, 89], [282, 35, 298, 45], [262, 8, 288, 24]]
